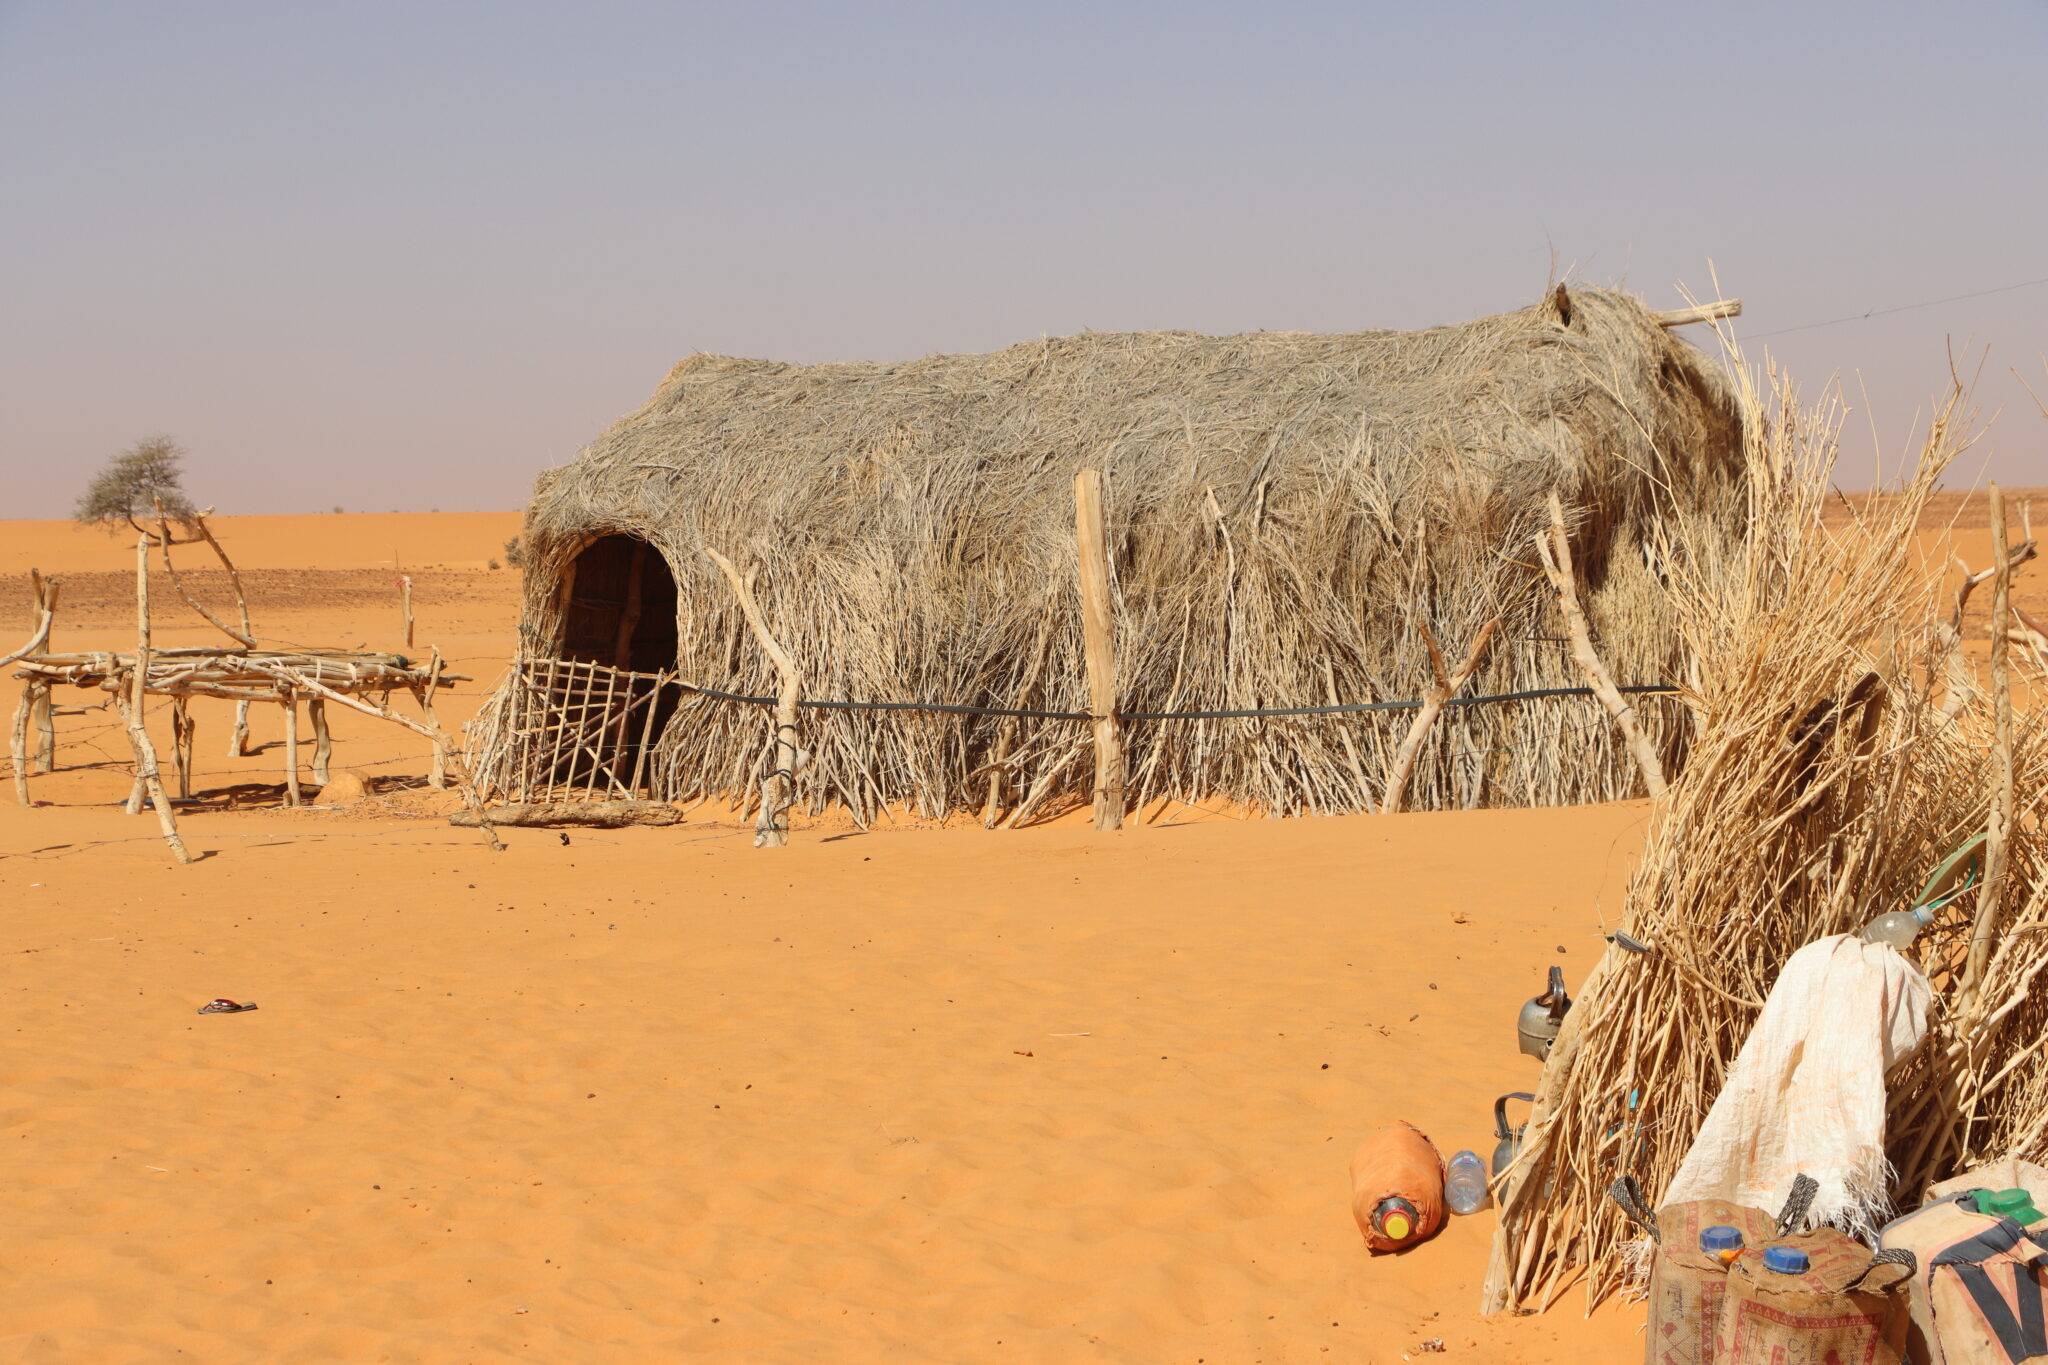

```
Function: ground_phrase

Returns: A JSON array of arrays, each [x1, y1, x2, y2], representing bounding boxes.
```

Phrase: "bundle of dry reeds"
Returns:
[[498, 285, 1744, 822], [1482, 345, 2048, 1312]]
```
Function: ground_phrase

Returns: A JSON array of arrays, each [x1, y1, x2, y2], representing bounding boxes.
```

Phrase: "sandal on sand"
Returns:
[[197, 999, 258, 1014]]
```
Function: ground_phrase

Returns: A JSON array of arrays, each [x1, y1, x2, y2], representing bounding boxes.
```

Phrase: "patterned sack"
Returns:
[[1879, 1190, 2048, 1364], [1611, 1173, 1817, 1365], [1716, 1226, 1916, 1364]]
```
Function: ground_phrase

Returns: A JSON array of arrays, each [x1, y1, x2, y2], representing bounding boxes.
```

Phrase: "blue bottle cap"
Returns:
[[1700, 1225, 1744, 1253], [1763, 1245, 1810, 1275]]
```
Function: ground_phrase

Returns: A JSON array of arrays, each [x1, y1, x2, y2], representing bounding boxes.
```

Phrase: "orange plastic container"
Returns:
[[1350, 1122, 1447, 1252]]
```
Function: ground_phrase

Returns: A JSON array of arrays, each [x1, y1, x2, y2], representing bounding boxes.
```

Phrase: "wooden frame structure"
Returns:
[[7, 521, 498, 861]]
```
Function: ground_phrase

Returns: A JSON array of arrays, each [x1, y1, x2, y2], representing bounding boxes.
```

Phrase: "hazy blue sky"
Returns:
[[3, 1, 2043, 516]]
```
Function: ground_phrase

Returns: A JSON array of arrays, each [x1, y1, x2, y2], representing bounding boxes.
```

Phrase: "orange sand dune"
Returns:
[[1, 498, 2031, 1361], [0, 512, 521, 576]]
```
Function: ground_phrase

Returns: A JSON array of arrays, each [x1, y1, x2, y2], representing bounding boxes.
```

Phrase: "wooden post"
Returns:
[[6, 575, 61, 781], [122, 534, 191, 862], [704, 548, 801, 848], [9, 684, 29, 807], [282, 693, 302, 806], [307, 696, 332, 786], [420, 647, 447, 789], [1380, 618, 1501, 814], [29, 680, 53, 774], [1074, 469, 1123, 830], [1536, 494, 1668, 798], [399, 574, 415, 650], [229, 700, 254, 758], [627, 670, 667, 797], [170, 698, 194, 800], [1963, 484, 2016, 1005], [612, 542, 647, 668], [29, 576, 55, 772]]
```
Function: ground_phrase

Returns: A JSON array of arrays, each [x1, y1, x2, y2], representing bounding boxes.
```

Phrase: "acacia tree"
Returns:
[[75, 436, 199, 535]]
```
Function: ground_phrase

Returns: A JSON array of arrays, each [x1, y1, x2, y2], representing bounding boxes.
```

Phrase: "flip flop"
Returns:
[[197, 999, 258, 1014]]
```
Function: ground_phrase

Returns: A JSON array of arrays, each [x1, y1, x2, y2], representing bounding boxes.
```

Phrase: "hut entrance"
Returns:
[[467, 535, 684, 803], [560, 535, 677, 672]]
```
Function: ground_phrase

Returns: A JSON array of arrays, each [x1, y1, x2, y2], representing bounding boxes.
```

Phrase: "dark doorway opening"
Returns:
[[560, 535, 678, 673], [551, 535, 682, 796]]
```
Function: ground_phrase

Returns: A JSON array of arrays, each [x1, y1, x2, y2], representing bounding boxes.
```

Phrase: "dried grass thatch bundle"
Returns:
[[495, 285, 1743, 821], [1483, 347, 2048, 1312]]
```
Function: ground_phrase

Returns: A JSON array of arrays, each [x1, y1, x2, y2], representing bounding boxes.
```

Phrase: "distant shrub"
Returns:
[[76, 435, 199, 534], [487, 558, 501, 571]]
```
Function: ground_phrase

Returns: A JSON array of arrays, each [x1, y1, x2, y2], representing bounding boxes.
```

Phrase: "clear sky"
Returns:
[[3, 0, 2043, 516]]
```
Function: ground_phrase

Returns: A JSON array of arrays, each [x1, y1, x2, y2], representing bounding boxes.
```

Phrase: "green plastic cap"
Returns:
[[1981, 1188, 2044, 1224]]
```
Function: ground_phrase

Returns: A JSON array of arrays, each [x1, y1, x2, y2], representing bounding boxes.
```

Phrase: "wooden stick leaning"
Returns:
[[155, 501, 257, 648], [1380, 618, 1501, 814], [1961, 484, 2016, 1008], [1536, 493, 1668, 798], [703, 547, 801, 848], [120, 534, 192, 863]]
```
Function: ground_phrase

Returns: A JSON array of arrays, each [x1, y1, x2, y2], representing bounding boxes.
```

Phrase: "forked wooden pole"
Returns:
[[704, 547, 801, 848], [1380, 618, 1501, 814], [399, 574, 415, 650], [229, 699, 254, 758], [1536, 494, 1668, 798], [122, 534, 191, 862], [1074, 469, 1124, 831], [307, 696, 332, 786], [2, 569, 58, 670]]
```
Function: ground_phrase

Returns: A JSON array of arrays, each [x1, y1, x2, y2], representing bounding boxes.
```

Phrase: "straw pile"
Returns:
[[1483, 350, 2048, 1311], [508, 285, 1743, 821]]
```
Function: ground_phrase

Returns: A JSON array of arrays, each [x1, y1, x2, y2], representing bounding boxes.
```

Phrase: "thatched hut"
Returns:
[[471, 284, 1743, 823]]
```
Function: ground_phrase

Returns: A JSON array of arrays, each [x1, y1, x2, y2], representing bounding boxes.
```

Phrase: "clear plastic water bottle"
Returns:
[[1446, 1149, 1490, 1215], [1862, 904, 1933, 950]]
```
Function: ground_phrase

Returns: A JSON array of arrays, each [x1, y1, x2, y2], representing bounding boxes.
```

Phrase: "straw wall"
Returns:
[[494, 285, 1744, 821]]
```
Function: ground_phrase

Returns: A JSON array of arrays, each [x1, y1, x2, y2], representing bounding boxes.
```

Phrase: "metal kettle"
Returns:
[[1492, 1091, 1534, 1183], [1517, 965, 1571, 1060]]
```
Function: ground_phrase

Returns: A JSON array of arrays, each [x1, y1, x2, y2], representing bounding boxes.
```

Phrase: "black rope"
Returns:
[[664, 677, 1680, 723]]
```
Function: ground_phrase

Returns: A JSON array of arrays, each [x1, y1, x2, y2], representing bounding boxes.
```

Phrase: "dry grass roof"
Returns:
[[505, 283, 1744, 820]]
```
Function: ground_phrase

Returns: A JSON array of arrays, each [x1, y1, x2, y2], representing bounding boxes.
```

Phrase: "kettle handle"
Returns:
[[1542, 964, 1569, 1013], [1495, 1091, 1536, 1139]]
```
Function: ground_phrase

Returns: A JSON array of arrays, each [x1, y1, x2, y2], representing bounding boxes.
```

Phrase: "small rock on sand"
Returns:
[[315, 770, 372, 805]]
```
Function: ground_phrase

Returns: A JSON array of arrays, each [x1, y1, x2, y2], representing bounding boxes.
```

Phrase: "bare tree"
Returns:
[[75, 436, 199, 535]]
